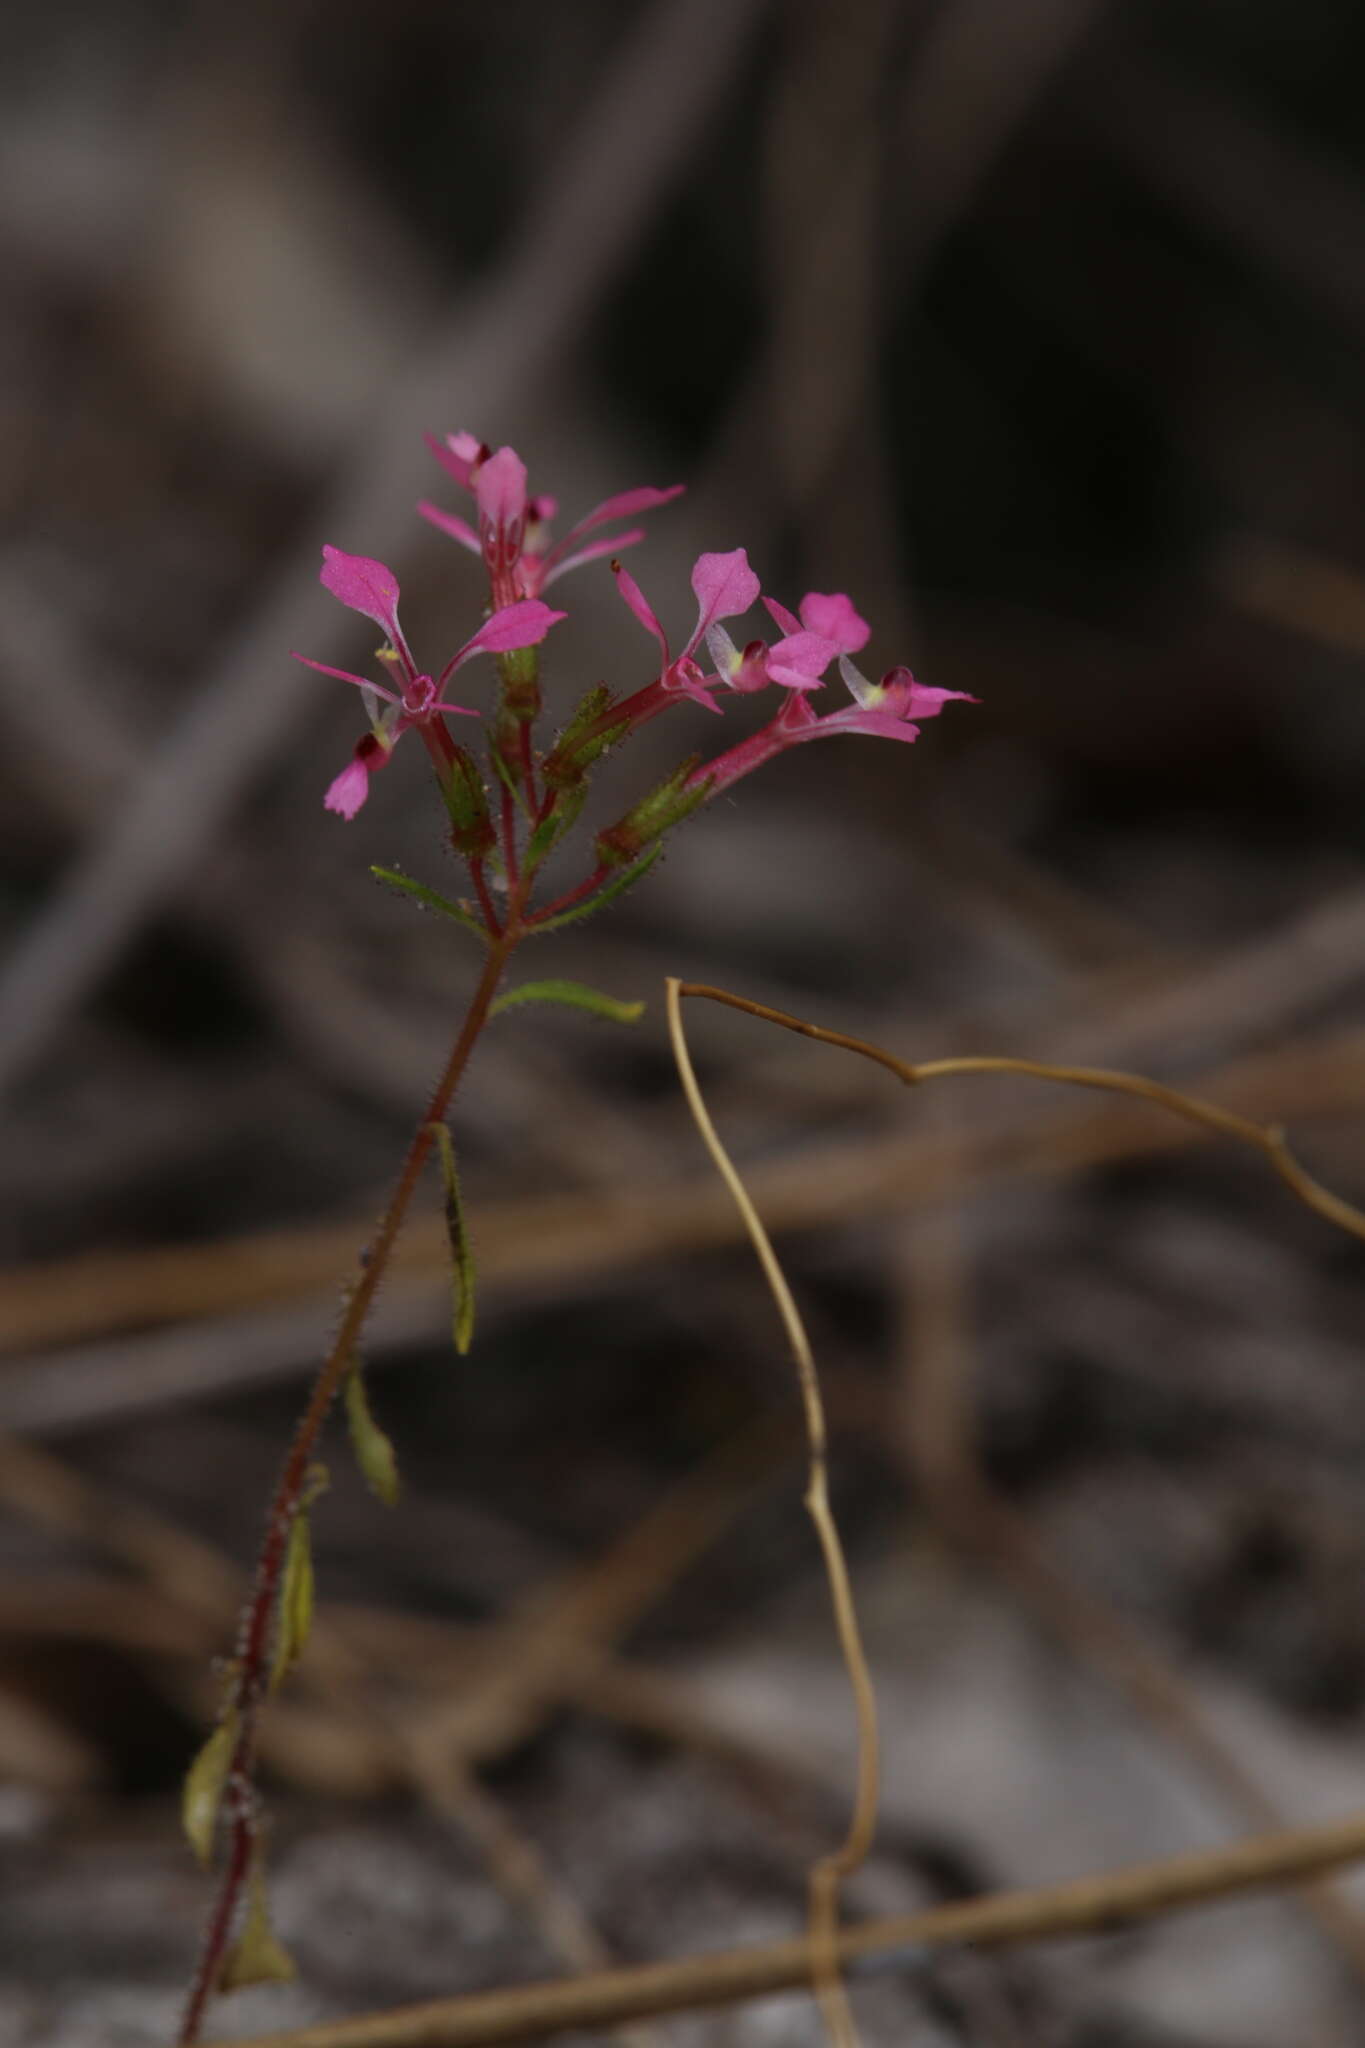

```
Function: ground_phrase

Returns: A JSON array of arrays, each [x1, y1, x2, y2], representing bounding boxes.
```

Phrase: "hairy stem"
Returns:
[[177, 936, 513, 2043]]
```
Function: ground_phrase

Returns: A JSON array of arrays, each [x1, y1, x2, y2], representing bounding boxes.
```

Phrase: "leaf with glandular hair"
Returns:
[[371, 866, 488, 942], [529, 843, 662, 934], [491, 979, 644, 1025], [427, 1121, 475, 1356], [345, 1364, 400, 1507], [217, 1862, 296, 1990], [182, 1711, 238, 1867], [270, 1505, 317, 1694]]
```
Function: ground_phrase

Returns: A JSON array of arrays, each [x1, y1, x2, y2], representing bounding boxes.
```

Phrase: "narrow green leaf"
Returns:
[[345, 1364, 400, 1507], [182, 1711, 238, 1868], [491, 979, 645, 1025], [270, 1509, 315, 1694], [217, 1862, 296, 1991], [371, 866, 488, 943], [529, 842, 663, 934], [427, 1121, 476, 1356]]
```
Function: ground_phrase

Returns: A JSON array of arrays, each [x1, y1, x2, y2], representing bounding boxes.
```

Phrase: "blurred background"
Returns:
[[4, 0, 1365, 2040]]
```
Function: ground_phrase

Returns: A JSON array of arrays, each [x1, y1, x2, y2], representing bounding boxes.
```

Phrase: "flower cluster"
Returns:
[[295, 430, 972, 905]]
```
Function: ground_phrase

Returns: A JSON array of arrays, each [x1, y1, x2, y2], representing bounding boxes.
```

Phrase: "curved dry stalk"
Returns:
[[214, 1806, 1365, 2048], [675, 982, 1365, 1247], [665, 978, 878, 2048]]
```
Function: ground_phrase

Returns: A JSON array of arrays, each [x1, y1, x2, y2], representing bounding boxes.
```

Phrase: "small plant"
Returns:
[[175, 429, 970, 2043]]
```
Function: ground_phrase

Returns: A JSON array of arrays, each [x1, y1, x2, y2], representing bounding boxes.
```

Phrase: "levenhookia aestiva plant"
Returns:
[[174, 430, 972, 2043]]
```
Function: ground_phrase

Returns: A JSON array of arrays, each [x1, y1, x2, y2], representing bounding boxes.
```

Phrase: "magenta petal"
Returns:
[[444, 600, 566, 680], [818, 710, 923, 744], [324, 758, 371, 818], [688, 549, 760, 646], [475, 446, 528, 533], [291, 652, 399, 704], [904, 683, 976, 719], [613, 561, 671, 670], [470, 598, 566, 653], [542, 528, 646, 586], [559, 482, 685, 548], [763, 596, 802, 637], [798, 592, 870, 654], [418, 501, 481, 554], [544, 528, 644, 585], [424, 430, 484, 490], [765, 631, 837, 691], [319, 546, 404, 643]]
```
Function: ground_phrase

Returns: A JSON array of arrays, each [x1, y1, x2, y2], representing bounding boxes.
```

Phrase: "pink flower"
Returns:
[[613, 548, 761, 711], [420, 430, 683, 601], [686, 604, 974, 797], [756, 591, 872, 692], [295, 545, 564, 816]]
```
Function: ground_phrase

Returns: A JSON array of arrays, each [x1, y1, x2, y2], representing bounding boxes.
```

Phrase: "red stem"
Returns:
[[176, 936, 514, 2043], [470, 859, 501, 936], [526, 861, 611, 926], [500, 783, 518, 885], [518, 719, 538, 813]]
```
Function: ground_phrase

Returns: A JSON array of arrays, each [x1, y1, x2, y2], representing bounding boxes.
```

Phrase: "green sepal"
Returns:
[[427, 1121, 476, 1356], [344, 1364, 400, 1507], [528, 842, 663, 934], [217, 1860, 296, 1991], [593, 765, 712, 868], [496, 643, 541, 721], [182, 1711, 238, 1868], [543, 684, 626, 789], [371, 866, 489, 944], [595, 757, 707, 866], [436, 745, 495, 858], [491, 979, 644, 1026]]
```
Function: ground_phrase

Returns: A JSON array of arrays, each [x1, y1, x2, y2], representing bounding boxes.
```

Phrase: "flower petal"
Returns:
[[763, 596, 803, 636], [798, 592, 870, 654], [475, 446, 528, 536], [542, 528, 646, 587], [440, 599, 566, 684], [324, 758, 372, 818], [765, 631, 837, 691], [613, 561, 671, 673], [418, 501, 481, 554], [557, 483, 685, 550], [290, 652, 399, 704], [319, 547, 404, 645], [687, 549, 760, 650], [424, 430, 486, 490]]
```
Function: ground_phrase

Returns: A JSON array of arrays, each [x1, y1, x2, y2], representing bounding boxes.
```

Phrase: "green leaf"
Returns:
[[371, 866, 488, 943], [491, 979, 645, 1026], [528, 843, 663, 934], [182, 1711, 238, 1868], [427, 1121, 476, 1356], [269, 1507, 316, 1694], [217, 1862, 296, 1991], [344, 1364, 400, 1507]]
